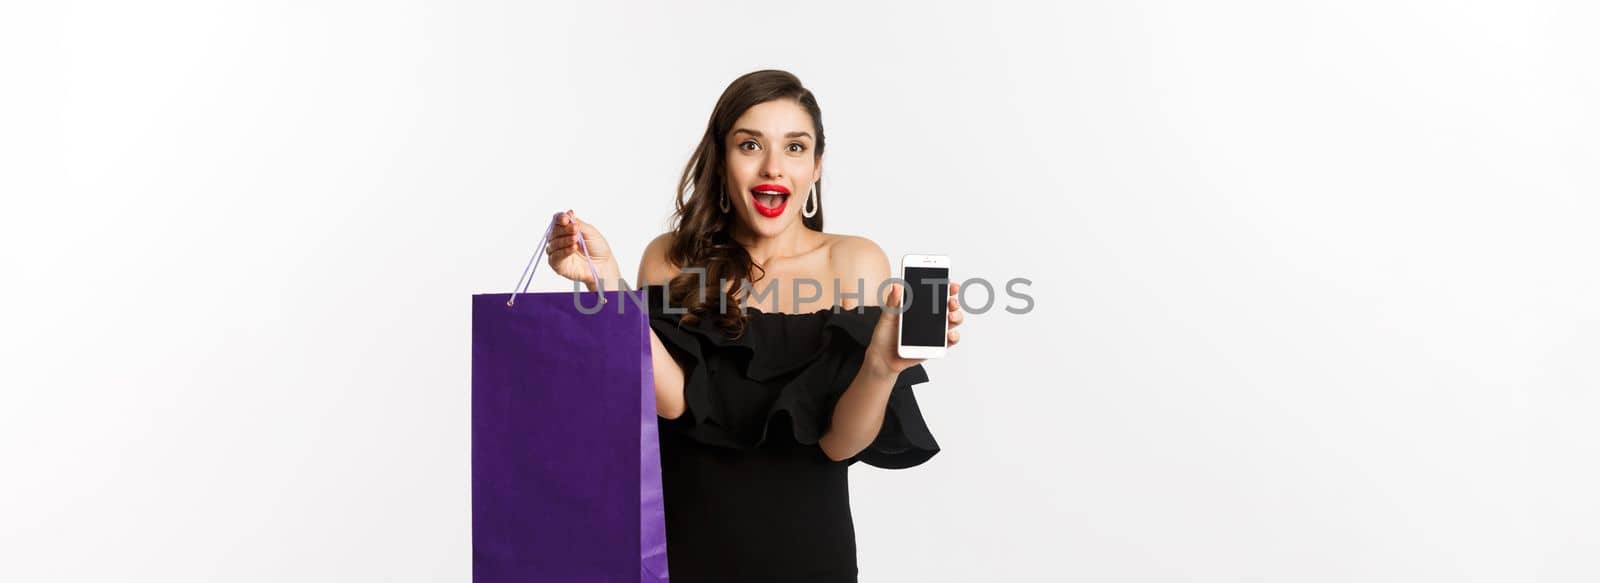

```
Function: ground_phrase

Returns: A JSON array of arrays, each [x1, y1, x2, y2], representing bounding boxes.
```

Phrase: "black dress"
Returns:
[[643, 285, 940, 583]]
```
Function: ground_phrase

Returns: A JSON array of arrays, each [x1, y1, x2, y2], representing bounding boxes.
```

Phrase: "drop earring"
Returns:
[[719, 192, 731, 213], [802, 183, 819, 218]]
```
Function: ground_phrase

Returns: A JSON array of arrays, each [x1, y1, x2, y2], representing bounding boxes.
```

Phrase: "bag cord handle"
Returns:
[[507, 211, 605, 307]]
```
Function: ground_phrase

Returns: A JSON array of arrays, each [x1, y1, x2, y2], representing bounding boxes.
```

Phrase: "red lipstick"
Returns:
[[750, 183, 790, 218]]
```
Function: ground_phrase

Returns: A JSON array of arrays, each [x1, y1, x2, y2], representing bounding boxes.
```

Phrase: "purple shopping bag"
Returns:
[[472, 213, 669, 582]]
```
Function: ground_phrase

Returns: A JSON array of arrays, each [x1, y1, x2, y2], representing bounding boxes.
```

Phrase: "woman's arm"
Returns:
[[647, 329, 687, 419], [819, 238, 896, 461], [584, 267, 686, 420], [818, 238, 964, 462], [637, 233, 687, 420], [553, 213, 686, 419], [819, 356, 899, 462]]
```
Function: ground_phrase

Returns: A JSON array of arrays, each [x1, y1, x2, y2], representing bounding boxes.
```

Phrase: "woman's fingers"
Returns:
[[946, 281, 962, 346], [552, 211, 599, 251], [548, 229, 597, 251], [946, 281, 963, 328], [547, 235, 588, 258], [554, 210, 580, 236], [878, 284, 903, 325], [566, 211, 591, 235]]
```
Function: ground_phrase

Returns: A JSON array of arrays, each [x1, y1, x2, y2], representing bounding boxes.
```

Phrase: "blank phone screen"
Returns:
[[902, 267, 949, 347]]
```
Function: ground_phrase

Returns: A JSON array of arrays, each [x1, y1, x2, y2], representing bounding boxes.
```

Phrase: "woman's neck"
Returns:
[[730, 222, 822, 267]]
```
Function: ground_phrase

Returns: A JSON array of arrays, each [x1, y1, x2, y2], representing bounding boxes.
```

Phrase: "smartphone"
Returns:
[[897, 254, 951, 359]]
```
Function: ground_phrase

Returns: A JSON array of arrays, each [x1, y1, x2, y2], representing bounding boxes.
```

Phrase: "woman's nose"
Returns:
[[760, 152, 783, 178]]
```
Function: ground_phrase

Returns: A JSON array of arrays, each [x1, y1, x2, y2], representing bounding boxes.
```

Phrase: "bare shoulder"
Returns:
[[637, 232, 680, 287], [826, 234, 891, 307]]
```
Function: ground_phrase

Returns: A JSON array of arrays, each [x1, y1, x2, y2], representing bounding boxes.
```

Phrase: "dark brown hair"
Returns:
[[665, 69, 826, 338]]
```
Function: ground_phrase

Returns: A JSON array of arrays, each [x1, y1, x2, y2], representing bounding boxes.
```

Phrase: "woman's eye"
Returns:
[[740, 140, 760, 151], [787, 143, 806, 153]]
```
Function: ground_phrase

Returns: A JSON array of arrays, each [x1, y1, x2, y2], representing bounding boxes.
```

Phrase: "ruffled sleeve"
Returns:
[[644, 285, 940, 469]]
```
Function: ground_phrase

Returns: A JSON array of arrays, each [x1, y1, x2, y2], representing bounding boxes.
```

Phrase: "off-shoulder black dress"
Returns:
[[642, 285, 940, 583]]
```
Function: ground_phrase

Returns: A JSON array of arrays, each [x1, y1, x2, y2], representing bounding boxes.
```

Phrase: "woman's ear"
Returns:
[[813, 155, 824, 186]]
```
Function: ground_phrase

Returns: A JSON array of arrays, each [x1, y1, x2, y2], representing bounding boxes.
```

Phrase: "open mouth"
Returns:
[[750, 184, 790, 218]]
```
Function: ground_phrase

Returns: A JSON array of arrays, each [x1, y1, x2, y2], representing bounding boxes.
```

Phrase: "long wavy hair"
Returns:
[[666, 70, 826, 338]]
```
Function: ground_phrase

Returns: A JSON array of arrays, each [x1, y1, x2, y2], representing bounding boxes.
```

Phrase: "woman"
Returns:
[[544, 70, 963, 582]]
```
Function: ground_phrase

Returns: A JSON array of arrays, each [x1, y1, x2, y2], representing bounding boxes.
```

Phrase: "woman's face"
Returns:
[[722, 99, 822, 238]]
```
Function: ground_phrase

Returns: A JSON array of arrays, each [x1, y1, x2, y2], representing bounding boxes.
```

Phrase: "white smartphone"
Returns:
[[897, 254, 951, 359]]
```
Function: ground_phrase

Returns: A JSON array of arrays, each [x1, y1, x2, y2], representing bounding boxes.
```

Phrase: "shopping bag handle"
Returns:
[[506, 211, 606, 307]]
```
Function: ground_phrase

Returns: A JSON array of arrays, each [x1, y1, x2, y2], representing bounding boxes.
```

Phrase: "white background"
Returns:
[[3, 1, 1596, 581]]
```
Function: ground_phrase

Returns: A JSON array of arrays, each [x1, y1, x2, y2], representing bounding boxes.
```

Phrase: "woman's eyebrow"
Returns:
[[732, 128, 813, 140]]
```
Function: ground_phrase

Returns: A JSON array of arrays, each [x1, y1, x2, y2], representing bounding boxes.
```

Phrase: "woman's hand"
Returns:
[[864, 281, 964, 379], [546, 210, 621, 291]]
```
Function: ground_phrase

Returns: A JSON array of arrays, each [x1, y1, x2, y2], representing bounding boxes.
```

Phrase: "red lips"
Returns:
[[750, 183, 790, 218]]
